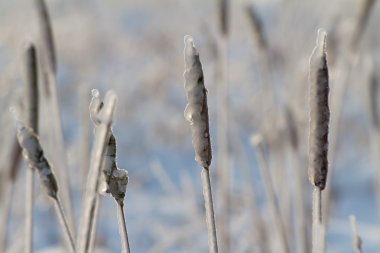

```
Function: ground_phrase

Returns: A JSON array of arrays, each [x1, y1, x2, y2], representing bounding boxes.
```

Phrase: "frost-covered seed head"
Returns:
[[14, 119, 58, 198], [183, 35, 212, 168], [308, 29, 330, 190]]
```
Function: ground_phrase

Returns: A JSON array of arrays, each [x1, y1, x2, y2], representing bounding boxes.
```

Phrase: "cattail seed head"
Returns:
[[13, 115, 58, 199], [89, 90, 129, 204], [183, 35, 212, 169], [308, 29, 330, 190]]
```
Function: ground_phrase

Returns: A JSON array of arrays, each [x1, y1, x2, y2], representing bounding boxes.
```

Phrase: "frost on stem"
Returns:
[[11, 109, 58, 198], [90, 89, 128, 204], [308, 29, 330, 190], [183, 35, 212, 169]]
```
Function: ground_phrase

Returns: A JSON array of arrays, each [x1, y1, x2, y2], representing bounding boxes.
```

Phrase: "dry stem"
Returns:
[[77, 91, 117, 253], [54, 197, 76, 253], [201, 167, 219, 253], [117, 203, 131, 253]]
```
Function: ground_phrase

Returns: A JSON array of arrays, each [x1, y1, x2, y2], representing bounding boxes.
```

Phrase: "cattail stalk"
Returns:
[[183, 35, 218, 253], [117, 203, 131, 253], [308, 29, 330, 253], [34, 0, 75, 234], [23, 42, 39, 253], [89, 89, 131, 253], [77, 91, 117, 253], [349, 215, 363, 253], [12, 111, 75, 252], [252, 135, 290, 253]]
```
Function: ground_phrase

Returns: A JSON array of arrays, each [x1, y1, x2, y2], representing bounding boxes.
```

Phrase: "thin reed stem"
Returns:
[[34, 0, 76, 234], [117, 203, 131, 253], [77, 91, 117, 253], [54, 197, 75, 253], [201, 167, 218, 253]]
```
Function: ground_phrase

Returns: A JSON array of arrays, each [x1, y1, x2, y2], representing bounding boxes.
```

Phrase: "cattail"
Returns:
[[24, 43, 39, 132], [79, 91, 130, 253], [184, 36, 212, 169], [308, 28, 330, 191], [183, 35, 218, 253], [308, 29, 329, 253], [11, 111, 76, 253], [12, 113, 57, 198], [89, 89, 129, 205]]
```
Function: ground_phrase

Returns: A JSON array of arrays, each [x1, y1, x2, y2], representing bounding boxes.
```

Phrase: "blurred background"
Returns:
[[0, 0, 380, 252]]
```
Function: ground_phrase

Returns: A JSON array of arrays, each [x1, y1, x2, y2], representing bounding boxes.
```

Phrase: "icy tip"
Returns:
[[184, 35, 194, 47], [316, 28, 327, 54], [91, 89, 100, 98]]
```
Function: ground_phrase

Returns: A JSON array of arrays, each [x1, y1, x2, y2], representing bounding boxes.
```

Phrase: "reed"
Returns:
[[308, 29, 330, 253], [22, 41, 39, 253], [11, 110, 75, 253], [183, 35, 218, 253], [33, 0, 76, 234], [89, 89, 131, 253], [77, 91, 118, 253]]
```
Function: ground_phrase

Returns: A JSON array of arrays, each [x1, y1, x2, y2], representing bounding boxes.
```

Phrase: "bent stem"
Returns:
[[117, 202, 131, 253], [54, 197, 75, 253], [201, 167, 218, 253]]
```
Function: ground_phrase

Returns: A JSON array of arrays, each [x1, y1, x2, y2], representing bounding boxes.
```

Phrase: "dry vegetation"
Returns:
[[0, 0, 380, 252]]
